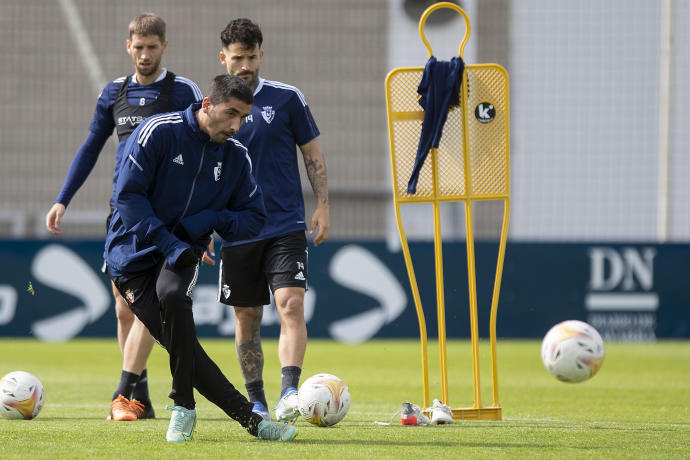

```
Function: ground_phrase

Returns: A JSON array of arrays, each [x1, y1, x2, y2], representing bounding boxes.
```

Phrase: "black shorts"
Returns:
[[218, 231, 308, 306]]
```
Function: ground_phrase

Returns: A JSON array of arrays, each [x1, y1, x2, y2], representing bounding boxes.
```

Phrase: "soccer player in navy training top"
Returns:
[[44, 13, 202, 421], [105, 73, 296, 443], [216, 18, 330, 423]]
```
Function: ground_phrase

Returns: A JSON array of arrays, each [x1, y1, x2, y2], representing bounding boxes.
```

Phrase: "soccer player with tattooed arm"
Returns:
[[215, 18, 330, 423]]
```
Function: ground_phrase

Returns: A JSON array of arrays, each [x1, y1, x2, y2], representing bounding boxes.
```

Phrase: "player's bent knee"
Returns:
[[115, 298, 134, 321]]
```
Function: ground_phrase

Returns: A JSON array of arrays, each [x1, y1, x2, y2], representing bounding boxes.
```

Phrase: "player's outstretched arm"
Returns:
[[48, 130, 110, 236], [45, 203, 66, 235], [300, 138, 330, 246]]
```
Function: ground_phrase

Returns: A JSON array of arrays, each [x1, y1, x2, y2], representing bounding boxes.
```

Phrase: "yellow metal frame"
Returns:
[[384, 2, 510, 420]]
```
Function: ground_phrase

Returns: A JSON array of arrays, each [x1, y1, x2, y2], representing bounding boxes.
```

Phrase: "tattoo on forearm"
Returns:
[[305, 157, 329, 205]]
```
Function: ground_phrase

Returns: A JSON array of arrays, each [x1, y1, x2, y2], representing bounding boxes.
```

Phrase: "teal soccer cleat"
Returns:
[[165, 406, 197, 442], [257, 420, 297, 442]]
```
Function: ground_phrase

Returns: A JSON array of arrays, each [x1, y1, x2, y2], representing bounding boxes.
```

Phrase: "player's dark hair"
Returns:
[[129, 13, 166, 41], [208, 74, 253, 106], [220, 18, 263, 48]]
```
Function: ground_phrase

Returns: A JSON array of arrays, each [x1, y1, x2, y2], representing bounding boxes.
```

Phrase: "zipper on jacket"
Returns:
[[178, 141, 208, 223]]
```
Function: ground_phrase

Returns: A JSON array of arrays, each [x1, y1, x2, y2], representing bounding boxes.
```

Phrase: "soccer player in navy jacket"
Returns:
[[45, 13, 202, 421], [216, 18, 330, 423], [104, 74, 296, 443]]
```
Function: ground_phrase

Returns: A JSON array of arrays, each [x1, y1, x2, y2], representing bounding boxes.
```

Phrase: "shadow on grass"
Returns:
[[34, 417, 684, 436], [492, 421, 686, 433], [307, 439, 566, 449], [198, 436, 557, 449]]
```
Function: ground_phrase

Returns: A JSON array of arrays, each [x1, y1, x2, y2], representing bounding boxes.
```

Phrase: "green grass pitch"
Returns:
[[0, 338, 688, 459]]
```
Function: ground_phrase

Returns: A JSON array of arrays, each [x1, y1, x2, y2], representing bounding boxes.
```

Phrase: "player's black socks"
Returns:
[[131, 369, 151, 404], [112, 370, 139, 400], [280, 366, 301, 396], [245, 379, 268, 408]]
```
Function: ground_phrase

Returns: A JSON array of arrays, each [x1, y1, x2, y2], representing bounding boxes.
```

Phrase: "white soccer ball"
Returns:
[[0, 371, 45, 420], [541, 320, 605, 383], [298, 373, 350, 427]]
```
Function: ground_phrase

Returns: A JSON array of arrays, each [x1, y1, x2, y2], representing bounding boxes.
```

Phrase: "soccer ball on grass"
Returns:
[[0, 371, 45, 420], [541, 320, 605, 383], [298, 373, 350, 426]]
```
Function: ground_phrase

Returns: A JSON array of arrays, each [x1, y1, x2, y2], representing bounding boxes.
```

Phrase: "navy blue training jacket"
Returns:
[[104, 102, 266, 276], [407, 56, 464, 194]]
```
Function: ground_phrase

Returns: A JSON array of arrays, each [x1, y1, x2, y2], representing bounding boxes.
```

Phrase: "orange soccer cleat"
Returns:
[[131, 398, 155, 419], [107, 394, 139, 421]]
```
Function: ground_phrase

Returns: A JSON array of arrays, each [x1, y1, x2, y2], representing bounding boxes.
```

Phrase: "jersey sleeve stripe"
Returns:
[[244, 151, 253, 173], [235, 141, 253, 172], [216, 258, 224, 302], [140, 118, 183, 147], [228, 138, 253, 173], [249, 184, 258, 198], [175, 76, 203, 101], [137, 114, 183, 147], [137, 113, 181, 144], [229, 137, 248, 151], [127, 154, 144, 172], [264, 80, 308, 106]]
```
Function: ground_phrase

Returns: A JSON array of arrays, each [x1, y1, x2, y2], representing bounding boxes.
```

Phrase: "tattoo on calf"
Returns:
[[237, 338, 264, 382]]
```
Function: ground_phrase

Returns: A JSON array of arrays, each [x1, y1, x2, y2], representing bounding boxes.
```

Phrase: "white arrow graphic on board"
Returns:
[[30, 244, 110, 342], [328, 245, 406, 343]]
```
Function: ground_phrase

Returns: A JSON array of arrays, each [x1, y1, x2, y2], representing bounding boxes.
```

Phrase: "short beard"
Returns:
[[248, 75, 259, 90], [137, 62, 160, 77], [236, 70, 259, 91]]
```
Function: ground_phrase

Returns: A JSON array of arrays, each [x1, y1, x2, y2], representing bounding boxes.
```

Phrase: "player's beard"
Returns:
[[137, 57, 161, 77], [237, 68, 259, 91]]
